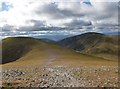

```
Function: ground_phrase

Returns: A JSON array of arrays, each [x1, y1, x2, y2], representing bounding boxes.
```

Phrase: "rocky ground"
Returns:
[[1, 65, 119, 88]]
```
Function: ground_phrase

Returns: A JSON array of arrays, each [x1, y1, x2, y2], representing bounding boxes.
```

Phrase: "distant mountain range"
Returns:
[[104, 32, 120, 36], [58, 32, 119, 60]]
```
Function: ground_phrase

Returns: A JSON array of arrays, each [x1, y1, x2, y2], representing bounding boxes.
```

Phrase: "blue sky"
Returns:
[[1, 2, 13, 11], [83, 0, 91, 5]]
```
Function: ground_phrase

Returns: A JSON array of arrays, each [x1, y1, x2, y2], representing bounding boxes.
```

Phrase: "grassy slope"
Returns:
[[58, 32, 119, 60], [2, 37, 118, 68]]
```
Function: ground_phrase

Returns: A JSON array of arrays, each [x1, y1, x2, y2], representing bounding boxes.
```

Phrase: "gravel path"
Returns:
[[2, 65, 119, 87]]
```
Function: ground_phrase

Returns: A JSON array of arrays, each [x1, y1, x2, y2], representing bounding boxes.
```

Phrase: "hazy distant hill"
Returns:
[[58, 32, 119, 60]]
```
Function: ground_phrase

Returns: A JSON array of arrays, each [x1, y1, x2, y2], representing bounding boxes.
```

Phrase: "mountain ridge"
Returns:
[[2, 35, 117, 66], [58, 32, 119, 60]]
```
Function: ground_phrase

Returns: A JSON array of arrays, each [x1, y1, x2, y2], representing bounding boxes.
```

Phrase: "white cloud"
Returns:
[[0, 0, 119, 33]]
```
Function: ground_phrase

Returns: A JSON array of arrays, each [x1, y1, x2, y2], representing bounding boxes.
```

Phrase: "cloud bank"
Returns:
[[0, 0, 119, 39]]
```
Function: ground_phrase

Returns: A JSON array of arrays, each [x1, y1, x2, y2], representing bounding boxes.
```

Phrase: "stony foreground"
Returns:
[[2, 65, 119, 87]]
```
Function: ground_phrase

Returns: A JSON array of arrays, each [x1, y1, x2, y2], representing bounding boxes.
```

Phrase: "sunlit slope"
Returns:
[[58, 32, 119, 60], [2, 37, 117, 67]]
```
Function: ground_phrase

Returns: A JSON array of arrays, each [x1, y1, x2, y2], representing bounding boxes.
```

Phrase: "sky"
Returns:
[[0, 0, 119, 40]]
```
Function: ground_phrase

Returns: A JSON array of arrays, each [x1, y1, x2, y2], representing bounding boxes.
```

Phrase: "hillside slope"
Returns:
[[2, 37, 42, 64], [2, 37, 117, 66], [2, 37, 118, 88], [58, 32, 119, 60]]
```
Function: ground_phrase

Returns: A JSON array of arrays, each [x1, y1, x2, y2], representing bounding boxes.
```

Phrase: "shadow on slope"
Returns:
[[2, 37, 44, 64], [58, 32, 119, 60]]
